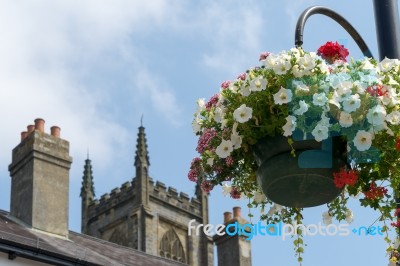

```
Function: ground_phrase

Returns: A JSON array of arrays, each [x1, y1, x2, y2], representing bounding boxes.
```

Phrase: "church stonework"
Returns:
[[81, 126, 214, 265]]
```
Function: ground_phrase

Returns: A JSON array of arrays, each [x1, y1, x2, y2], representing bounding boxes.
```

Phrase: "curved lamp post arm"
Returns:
[[295, 6, 374, 58]]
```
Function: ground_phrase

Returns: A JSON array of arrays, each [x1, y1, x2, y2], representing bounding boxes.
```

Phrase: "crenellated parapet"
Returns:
[[87, 180, 135, 217], [87, 177, 202, 218], [151, 181, 202, 217]]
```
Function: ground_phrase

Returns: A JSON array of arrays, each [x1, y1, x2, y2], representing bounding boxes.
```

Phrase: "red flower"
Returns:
[[201, 181, 214, 193], [188, 157, 203, 182], [363, 182, 388, 200], [391, 221, 400, 228], [205, 94, 219, 110], [196, 128, 217, 153], [226, 156, 234, 167], [333, 168, 358, 189], [396, 138, 400, 151], [187, 169, 198, 182], [237, 73, 246, 80], [221, 81, 231, 89], [230, 187, 241, 199], [366, 84, 387, 97], [317, 41, 349, 64], [259, 51, 270, 61]]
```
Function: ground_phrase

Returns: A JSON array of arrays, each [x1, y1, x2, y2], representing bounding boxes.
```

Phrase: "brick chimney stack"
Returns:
[[9, 118, 73, 237], [213, 206, 252, 266]]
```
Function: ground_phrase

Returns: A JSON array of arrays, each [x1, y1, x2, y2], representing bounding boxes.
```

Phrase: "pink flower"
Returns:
[[187, 169, 198, 182], [226, 156, 234, 166], [259, 51, 270, 61], [230, 187, 241, 199], [205, 94, 219, 110], [221, 81, 231, 89], [188, 157, 203, 182], [201, 181, 214, 193], [237, 73, 246, 81], [196, 128, 217, 153]]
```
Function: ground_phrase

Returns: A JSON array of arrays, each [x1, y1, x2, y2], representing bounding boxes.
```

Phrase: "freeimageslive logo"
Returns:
[[188, 220, 384, 240]]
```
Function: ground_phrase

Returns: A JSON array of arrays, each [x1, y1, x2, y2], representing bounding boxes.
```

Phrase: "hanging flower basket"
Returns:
[[253, 133, 347, 208], [188, 41, 400, 264]]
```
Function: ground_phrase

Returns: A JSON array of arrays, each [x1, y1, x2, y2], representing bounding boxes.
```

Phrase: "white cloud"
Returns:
[[0, 0, 184, 168], [198, 2, 266, 75], [283, 0, 318, 27], [134, 69, 183, 127]]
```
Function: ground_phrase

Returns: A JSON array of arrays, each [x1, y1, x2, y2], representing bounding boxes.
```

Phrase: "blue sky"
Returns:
[[0, 1, 395, 265]]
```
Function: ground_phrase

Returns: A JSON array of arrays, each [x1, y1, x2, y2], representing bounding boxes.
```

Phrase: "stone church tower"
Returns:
[[80, 125, 214, 265]]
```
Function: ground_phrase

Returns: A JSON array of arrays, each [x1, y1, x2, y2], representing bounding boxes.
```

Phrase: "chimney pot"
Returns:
[[223, 212, 232, 223], [27, 125, 35, 134], [233, 206, 241, 218], [20, 131, 28, 141], [34, 118, 45, 132], [51, 126, 61, 138]]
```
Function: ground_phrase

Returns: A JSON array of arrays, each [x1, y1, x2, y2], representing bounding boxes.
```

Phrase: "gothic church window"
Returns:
[[159, 229, 186, 263], [109, 228, 128, 246]]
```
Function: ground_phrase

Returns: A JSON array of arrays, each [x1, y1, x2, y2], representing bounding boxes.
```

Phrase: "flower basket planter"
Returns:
[[189, 41, 400, 264], [252, 133, 347, 208]]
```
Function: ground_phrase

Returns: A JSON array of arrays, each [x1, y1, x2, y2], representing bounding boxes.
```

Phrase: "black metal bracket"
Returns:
[[295, 6, 374, 58]]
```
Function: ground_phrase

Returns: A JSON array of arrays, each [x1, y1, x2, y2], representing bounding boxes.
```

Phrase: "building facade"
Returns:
[[80, 125, 214, 265], [1, 118, 251, 266]]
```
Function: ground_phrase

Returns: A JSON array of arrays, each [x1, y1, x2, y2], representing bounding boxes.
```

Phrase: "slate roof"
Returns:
[[0, 210, 186, 266]]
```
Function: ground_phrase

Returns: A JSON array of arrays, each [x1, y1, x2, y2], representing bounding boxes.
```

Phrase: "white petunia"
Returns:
[[282, 115, 297, 136], [192, 117, 202, 134], [253, 190, 267, 204], [342, 94, 361, 113], [386, 111, 400, 125], [214, 107, 224, 123], [345, 209, 354, 224], [294, 100, 309, 115], [327, 73, 351, 89], [312, 92, 328, 106], [231, 124, 243, 150], [320, 112, 331, 127], [339, 112, 353, 128], [206, 157, 214, 167], [367, 105, 387, 126], [215, 139, 233, 158], [379, 57, 396, 72], [360, 58, 376, 70], [292, 65, 306, 77], [250, 76, 267, 91], [353, 130, 373, 151], [273, 87, 293, 105], [395, 238, 400, 250], [233, 104, 253, 123], [292, 80, 309, 93], [322, 211, 332, 225], [196, 98, 206, 113], [240, 85, 251, 96], [329, 91, 341, 108], [273, 59, 291, 75], [298, 54, 316, 71], [384, 87, 400, 105], [221, 119, 228, 129], [267, 203, 283, 216], [263, 53, 279, 69], [312, 124, 329, 141], [222, 182, 231, 196], [353, 80, 368, 94]]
